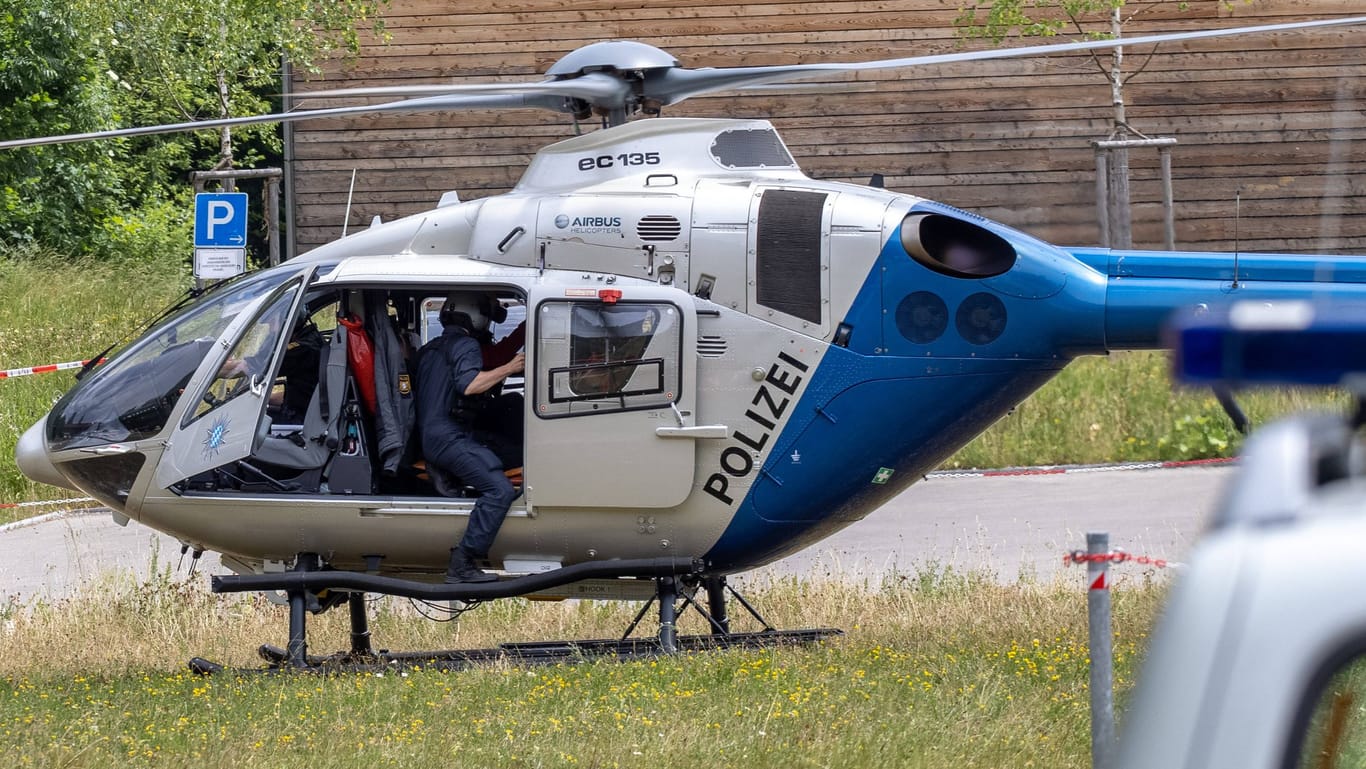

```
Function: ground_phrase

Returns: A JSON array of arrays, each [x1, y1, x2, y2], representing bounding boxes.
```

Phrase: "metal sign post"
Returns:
[[1087, 531, 1115, 769]]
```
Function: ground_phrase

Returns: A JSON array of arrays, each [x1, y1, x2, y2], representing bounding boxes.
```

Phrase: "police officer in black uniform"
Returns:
[[415, 291, 525, 583]]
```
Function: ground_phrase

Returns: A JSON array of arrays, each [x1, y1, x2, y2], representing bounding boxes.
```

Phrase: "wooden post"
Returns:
[[1094, 148, 1111, 248], [1159, 145, 1176, 251], [1092, 138, 1178, 251], [1107, 146, 1132, 249], [266, 177, 281, 266]]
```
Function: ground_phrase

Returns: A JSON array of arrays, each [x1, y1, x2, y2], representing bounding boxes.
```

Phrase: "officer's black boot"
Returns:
[[444, 547, 497, 584]]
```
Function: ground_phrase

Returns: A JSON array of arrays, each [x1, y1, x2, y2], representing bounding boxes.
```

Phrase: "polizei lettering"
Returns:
[[704, 350, 810, 506]]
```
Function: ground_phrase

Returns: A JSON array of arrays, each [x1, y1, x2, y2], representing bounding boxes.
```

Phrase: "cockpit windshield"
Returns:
[[46, 268, 295, 451]]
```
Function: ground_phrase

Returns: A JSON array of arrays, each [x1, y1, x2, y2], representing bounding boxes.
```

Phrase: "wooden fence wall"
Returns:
[[287, 0, 1365, 256]]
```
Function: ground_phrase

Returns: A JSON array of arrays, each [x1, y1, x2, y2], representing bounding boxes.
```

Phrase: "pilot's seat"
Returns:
[[243, 317, 350, 490]]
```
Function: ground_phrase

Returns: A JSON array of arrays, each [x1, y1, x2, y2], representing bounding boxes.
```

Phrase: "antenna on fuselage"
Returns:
[[1232, 189, 1242, 289], [341, 169, 358, 237]]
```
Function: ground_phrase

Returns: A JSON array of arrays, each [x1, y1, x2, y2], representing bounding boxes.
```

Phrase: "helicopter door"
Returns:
[[152, 267, 316, 489], [525, 286, 697, 509]]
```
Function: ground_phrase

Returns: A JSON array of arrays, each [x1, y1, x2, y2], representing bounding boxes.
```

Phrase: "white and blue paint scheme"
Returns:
[[18, 117, 1366, 593]]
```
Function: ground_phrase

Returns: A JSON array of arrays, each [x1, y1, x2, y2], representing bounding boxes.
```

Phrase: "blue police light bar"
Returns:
[[1171, 301, 1366, 387]]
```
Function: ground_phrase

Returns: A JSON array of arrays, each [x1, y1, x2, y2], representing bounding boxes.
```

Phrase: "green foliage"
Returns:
[[0, 0, 387, 259], [1156, 412, 1236, 460], [91, 192, 195, 268], [84, 0, 388, 167], [956, 0, 1127, 43], [0, 0, 126, 251]]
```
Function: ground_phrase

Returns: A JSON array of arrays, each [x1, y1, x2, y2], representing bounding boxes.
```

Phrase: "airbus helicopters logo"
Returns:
[[554, 213, 623, 236], [704, 350, 810, 507]]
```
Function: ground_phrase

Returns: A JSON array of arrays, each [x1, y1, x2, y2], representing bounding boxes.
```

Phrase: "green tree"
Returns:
[[85, 0, 386, 174], [954, 1, 1241, 249], [956, 1, 1188, 140], [0, 0, 125, 249], [1, 0, 386, 258]]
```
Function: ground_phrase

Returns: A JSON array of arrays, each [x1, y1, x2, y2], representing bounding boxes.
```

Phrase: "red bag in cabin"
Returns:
[[337, 314, 378, 415]]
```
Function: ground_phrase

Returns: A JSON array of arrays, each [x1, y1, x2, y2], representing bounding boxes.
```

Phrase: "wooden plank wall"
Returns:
[[288, 0, 1365, 255]]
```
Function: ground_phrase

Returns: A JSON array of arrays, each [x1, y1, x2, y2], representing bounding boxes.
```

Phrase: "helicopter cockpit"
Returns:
[[30, 254, 697, 523], [47, 268, 297, 453]]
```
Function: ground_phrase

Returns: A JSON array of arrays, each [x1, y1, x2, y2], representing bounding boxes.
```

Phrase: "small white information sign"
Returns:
[[194, 247, 247, 280]]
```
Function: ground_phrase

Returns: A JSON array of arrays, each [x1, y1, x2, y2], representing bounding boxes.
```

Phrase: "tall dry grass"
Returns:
[[1, 564, 1162, 677], [0, 568, 1165, 768]]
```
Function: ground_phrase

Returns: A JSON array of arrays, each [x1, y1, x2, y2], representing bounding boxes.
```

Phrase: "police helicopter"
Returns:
[[10, 15, 1366, 672]]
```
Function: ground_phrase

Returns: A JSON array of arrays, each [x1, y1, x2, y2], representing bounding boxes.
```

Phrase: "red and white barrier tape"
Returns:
[[928, 456, 1235, 479], [1064, 550, 1178, 569], [0, 497, 95, 511], [0, 359, 99, 380]]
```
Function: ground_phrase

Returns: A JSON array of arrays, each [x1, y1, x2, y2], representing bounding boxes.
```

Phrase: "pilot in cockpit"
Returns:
[[215, 310, 323, 425], [269, 314, 324, 425]]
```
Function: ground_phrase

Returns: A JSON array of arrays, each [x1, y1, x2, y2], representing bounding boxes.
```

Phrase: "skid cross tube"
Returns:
[[214, 557, 702, 600], [348, 593, 373, 658], [191, 559, 846, 674], [705, 576, 730, 635]]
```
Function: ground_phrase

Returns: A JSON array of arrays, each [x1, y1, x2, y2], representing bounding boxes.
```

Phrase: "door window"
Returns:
[[535, 301, 681, 417]]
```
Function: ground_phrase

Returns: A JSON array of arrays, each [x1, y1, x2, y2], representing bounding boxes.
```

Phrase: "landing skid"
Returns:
[[191, 556, 842, 674]]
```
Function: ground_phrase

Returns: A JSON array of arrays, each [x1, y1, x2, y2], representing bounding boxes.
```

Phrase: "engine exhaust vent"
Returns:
[[637, 215, 682, 242]]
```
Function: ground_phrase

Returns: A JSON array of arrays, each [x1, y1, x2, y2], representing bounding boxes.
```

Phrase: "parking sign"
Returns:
[[194, 192, 248, 248], [194, 192, 248, 280]]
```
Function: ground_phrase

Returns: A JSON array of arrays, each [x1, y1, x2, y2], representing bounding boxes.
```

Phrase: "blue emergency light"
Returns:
[[1171, 301, 1366, 388]]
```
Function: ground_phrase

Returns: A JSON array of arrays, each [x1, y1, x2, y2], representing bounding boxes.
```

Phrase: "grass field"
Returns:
[[0, 252, 193, 508], [0, 568, 1166, 767]]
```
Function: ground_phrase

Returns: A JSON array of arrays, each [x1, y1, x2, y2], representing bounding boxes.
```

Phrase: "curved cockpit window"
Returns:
[[46, 269, 294, 451], [186, 279, 302, 425]]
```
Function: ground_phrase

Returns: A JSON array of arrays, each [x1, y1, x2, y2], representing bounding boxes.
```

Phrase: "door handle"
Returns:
[[655, 425, 729, 439]]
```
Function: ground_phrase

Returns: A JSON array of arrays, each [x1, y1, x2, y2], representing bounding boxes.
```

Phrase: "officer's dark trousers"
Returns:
[[427, 435, 516, 557]]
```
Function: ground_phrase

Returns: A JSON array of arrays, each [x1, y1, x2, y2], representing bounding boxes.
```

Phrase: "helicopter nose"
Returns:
[[15, 416, 78, 492]]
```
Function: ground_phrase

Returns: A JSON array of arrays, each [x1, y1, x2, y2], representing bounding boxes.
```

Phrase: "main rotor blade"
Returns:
[[293, 72, 629, 105], [3, 15, 1361, 149], [649, 15, 1366, 104], [0, 74, 628, 150]]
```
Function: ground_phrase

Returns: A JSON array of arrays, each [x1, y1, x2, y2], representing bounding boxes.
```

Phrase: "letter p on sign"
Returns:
[[194, 192, 248, 248]]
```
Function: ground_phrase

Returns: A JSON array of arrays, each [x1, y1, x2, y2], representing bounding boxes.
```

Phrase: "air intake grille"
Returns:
[[755, 190, 826, 324], [697, 335, 729, 358], [637, 215, 682, 242]]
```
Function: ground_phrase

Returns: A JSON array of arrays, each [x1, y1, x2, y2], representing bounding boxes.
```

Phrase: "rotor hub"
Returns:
[[546, 41, 680, 79]]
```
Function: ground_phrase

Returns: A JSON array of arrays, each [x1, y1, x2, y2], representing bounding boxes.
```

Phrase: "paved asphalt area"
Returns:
[[0, 464, 1231, 605]]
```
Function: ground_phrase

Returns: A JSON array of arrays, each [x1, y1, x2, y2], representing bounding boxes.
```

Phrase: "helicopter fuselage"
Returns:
[[18, 118, 1366, 589]]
